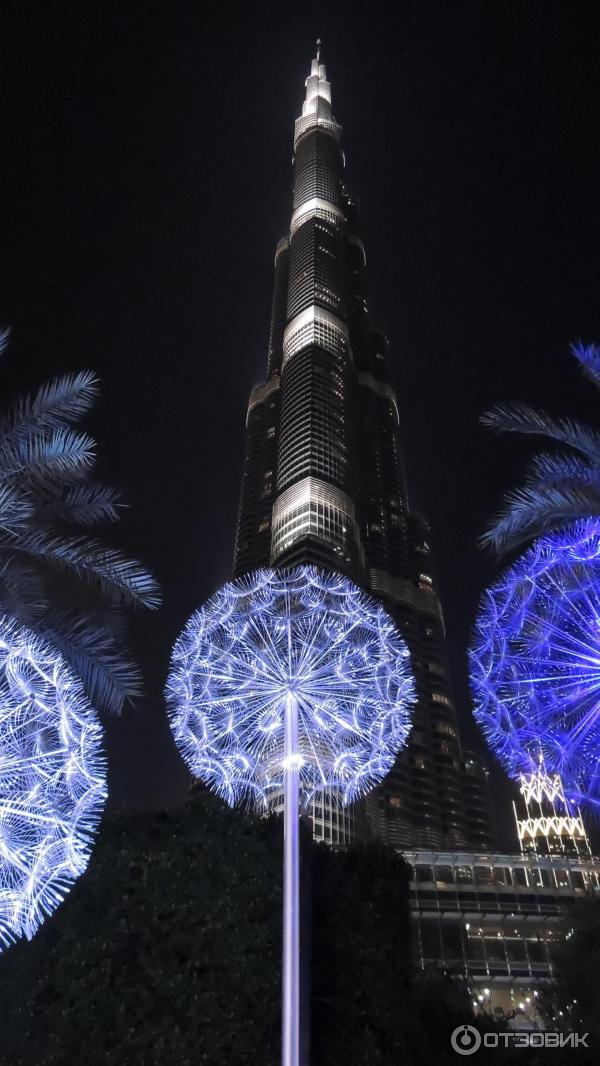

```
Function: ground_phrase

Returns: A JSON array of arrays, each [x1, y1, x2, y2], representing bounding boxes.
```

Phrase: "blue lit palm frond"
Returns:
[[0, 370, 100, 439], [38, 612, 144, 716], [0, 427, 96, 482], [481, 404, 600, 465], [527, 451, 600, 488], [0, 556, 48, 625], [0, 483, 33, 535], [481, 484, 600, 556], [42, 481, 124, 526], [481, 341, 600, 556], [14, 531, 161, 609], [0, 326, 11, 356], [572, 340, 600, 390], [0, 339, 160, 714]]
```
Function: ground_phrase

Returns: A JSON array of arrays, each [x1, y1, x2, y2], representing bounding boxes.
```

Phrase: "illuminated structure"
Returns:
[[406, 758, 596, 1025], [166, 565, 415, 1066], [233, 44, 486, 850], [514, 763, 591, 858], [406, 844, 599, 1027], [470, 518, 600, 816], [0, 617, 107, 951]]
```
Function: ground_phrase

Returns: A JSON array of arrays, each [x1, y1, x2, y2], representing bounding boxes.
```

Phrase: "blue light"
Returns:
[[0, 617, 107, 950], [470, 519, 600, 813], [165, 566, 415, 809]]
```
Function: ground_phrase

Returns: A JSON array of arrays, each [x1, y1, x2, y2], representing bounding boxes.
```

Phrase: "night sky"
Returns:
[[4, 2, 600, 844]]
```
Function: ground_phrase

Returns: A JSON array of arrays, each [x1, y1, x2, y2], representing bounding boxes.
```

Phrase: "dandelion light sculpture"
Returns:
[[470, 518, 600, 815], [0, 617, 107, 950], [166, 565, 415, 1066]]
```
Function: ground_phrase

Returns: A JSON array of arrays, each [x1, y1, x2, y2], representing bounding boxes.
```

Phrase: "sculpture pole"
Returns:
[[282, 690, 300, 1066], [165, 567, 416, 1065]]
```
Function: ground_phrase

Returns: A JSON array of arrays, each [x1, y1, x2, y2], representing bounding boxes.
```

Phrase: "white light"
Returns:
[[283, 755, 304, 771], [282, 304, 349, 365], [0, 617, 106, 951], [165, 566, 415, 809]]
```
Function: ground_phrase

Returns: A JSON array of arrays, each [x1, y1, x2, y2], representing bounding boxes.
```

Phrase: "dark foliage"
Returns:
[[541, 894, 600, 1063], [0, 789, 486, 1065], [0, 790, 282, 1066], [311, 841, 412, 1064]]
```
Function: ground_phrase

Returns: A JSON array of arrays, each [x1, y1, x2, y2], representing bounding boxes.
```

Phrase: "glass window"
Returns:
[[431, 692, 452, 706], [441, 921, 463, 962], [417, 890, 437, 902], [494, 867, 512, 886], [527, 938, 547, 963], [465, 934, 485, 961], [505, 938, 527, 962], [484, 935, 507, 963], [456, 865, 474, 884], [456, 891, 478, 907], [435, 865, 454, 884], [520, 894, 537, 910], [415, 865, 434, 883], [420, 919, 442, 960]]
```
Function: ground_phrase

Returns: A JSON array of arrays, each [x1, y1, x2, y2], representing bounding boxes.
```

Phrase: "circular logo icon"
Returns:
[[450, 1024, 482, 1056]]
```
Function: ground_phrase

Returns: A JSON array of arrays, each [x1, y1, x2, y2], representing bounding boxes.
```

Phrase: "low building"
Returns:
[[405, 768, 599, 1026]]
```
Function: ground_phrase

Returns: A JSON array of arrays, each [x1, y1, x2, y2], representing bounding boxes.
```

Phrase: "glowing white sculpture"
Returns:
[[0, 617, 107, 950], [514, 763, 590, 856], [166, 565, 415, 1066], [166, 566, 414, 809]]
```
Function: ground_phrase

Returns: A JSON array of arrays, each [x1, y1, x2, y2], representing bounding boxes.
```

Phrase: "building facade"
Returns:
[[408, 769, 599, 1024], [233, 46, 491, 851], [407, 846, 599, 1026]]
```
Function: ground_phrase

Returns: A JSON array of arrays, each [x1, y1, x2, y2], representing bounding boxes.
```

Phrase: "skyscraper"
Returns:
[[233, 46, 490, 851]]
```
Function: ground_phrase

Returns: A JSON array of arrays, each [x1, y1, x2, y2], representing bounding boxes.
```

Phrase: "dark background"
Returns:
[[3, 1, 600, 844]]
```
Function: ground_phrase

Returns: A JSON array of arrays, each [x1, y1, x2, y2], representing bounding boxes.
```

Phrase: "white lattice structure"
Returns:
[[513, 763, 591, 858]]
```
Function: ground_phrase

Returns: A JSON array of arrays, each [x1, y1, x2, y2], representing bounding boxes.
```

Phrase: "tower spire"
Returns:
[[233, 52, 483, 858], [301, 44, 335, 130]]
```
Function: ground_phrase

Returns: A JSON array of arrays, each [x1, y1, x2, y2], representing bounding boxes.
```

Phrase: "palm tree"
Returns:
[[481, 341, 600, 556], [0, 328, 160, 714]]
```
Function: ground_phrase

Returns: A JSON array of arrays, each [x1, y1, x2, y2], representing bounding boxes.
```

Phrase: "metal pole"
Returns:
[[282, 691, 300, 1066]]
